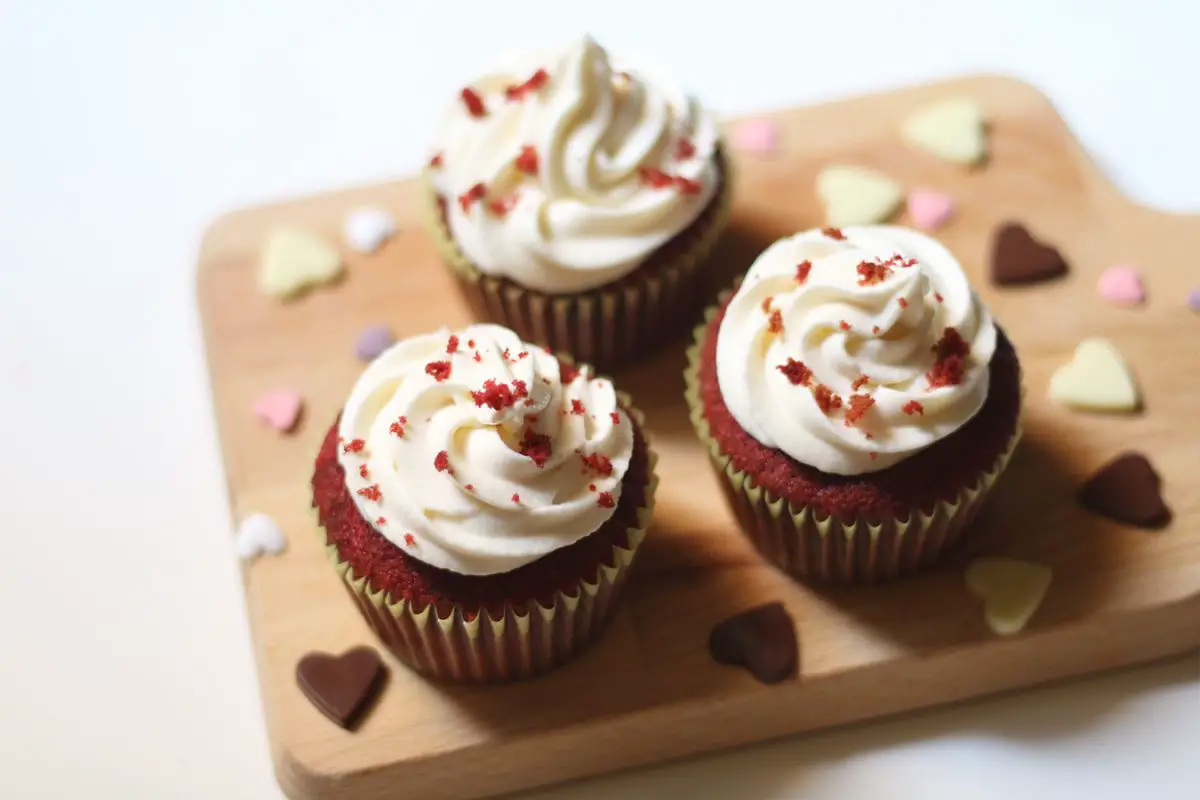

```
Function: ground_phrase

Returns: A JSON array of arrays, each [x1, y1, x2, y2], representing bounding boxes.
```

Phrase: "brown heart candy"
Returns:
[[990, 221, 1069, 285], [1079, 452, 1171, 529], [296, 646, 387, 730], [708, 602, 798, 684]]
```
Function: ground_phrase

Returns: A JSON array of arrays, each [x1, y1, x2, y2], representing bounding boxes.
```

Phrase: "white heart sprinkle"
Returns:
[[902, 98, 987, 165], [235, 513, 287, 561], [816, 165, 903, 227], [966, 558, 1052, 636], [344, 207, 397, 254], [258, 228, 343, 299], [1048, 338, 1140, 412]]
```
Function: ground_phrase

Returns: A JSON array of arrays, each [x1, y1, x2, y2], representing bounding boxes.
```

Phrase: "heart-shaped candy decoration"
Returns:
[[990, 222, 1068, 285], [1079, 452, 1171, 529], [708, 602, 797, 684], [730, 117, 780, 156], [296, 646, 387, 730], [1097, 265, 1145, 305], [258, 228, 343, 299], [252, 389, 303, 432], [354, 324, 395, 362], [816, 165, 903, 227], [235, 513, 287, 561], [907, 187, 955, 231], [901, 98, 987, 165], [1048, 338, 1140, 412], [344, 207, 397, 254], [966, 558, 1052, 636]]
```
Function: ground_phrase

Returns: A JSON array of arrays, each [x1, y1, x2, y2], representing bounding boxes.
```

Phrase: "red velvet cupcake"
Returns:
[[313, 324, 656, 682], [421, 35, 731, 369], [684, 226, 1022, 582]]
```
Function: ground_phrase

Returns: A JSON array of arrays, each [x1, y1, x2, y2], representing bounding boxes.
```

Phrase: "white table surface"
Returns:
[[1, 2, 1197, 798]]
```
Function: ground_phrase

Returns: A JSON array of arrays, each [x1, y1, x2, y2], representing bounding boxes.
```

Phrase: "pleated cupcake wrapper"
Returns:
[[420, 149, 734, 369], [318, 400, 659, 683], [683, 301, 1023, 583]]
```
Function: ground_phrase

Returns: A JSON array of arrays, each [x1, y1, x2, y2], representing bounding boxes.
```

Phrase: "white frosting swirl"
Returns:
[[715, 226, 997, 476], [337, 324, 634, 576], [429, 35, 719, 294]]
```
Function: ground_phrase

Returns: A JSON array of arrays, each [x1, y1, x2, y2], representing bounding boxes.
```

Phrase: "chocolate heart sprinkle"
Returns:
[[990, 221, 1069, 286], [296, 646, 387, 730], [708, 602, 798, 684], [1079, 452, 1171, 529]]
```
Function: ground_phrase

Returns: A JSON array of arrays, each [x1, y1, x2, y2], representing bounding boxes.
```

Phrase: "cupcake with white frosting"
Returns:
[[685, 226, 1022, 582], [312, 323, 657, 681], [422, 34, 730, 368]]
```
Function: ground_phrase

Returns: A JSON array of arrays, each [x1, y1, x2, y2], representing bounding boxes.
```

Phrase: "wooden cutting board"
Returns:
[[196, 74, 1200, 800]]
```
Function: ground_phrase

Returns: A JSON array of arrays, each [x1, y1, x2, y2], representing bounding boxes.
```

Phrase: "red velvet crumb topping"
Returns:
[[505, 68, 550, 101], [927, 327, 970, 389], [580, 452, 614, 477], [813, 384, 843, 414], [857, 259, 893, 286], [458, 182, 486, 212], [515, 145, 538, 175], [446, 335, 459, 354], [425, 361, 452, 382], [777, 358, 812, 386], [519, 427, 553, 468], [597, 491, 615, 509], [571, 399, 586, 415], [342, 438, 365, 454], [675, 138, 696, 159], [768, 309, 784, 334], [433, 451, 451, 473], [429, 152, 443, 168], [460, 87, 487, 118], [796, 260, 812, 284], [844, 393, 875, 427], [851, 374, 870, 391], [822, 227, 846, 240], [357, 484, 382, 502], [902, 400, 925, 416]]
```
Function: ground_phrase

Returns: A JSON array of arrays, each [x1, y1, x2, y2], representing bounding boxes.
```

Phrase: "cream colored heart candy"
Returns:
[[815, 165, 903, 227], [258, 227, 343, 299], [902, 99, 986, 166], [966, 557, 1052, 636], [1048, 337, 1140, 412]]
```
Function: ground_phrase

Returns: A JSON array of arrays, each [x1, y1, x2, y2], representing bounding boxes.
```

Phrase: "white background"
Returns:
[[1, 1, 1198, 798]]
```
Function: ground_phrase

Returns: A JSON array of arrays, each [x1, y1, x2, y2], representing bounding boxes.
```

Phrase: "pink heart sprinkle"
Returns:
[[253, 389, 303, 433], [906, 188, 955, 231], [731, 118, 779, 156], [1097, 265, 1145, 306]]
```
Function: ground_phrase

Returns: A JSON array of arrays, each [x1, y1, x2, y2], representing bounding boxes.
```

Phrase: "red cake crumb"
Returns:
[[873, 326, 881, 334], [927, 327, 971, 389], [505, 68, 549, 101], [487, 194, 519, 217], [425, 361, 452, 382], [519, 427, 553, 468], [795, 260, 812, 284], [902, 400, 925, 416], [571, 399, 586, 415], [515, 145, 538, 175], [580, 451, 614, 477], [357, 484, 382, 502], [839, 320, 852, 331], [403, 533, 416, 548], [458, 182, 486, 213], [695, 294, 1021, 522], [857, 259, 893, 286], [358, 464, 370, 479], [471, 379, 521, 410], [851, 374, 870, 391], [376, 516, 386, 525], [638, 166, 674, 189], [465, 484, 474, 491], [898, 297, 909, 309], [460, 87, 487, 117], [312, 398, 650, 615], [512, 379, 528, 399], [777, 358, 812, 386], [844, 393, 875, 427], [813, 384, 843, 413], [610, 412, 620, 425], [429, 152, 443, 168], [822, 227, 846, 240], [597, 492, 615, 509], [518, 351, 529, 360], [675, 176, 702, 195], [511, 493, 521, 504], [761, 296, 773, 314], [446, 335, 459, 354], [768, 309, 784, 334], [473, 352, 482, 362], [434, 451, 451, 473], [343, 438, 365, 454], [675, 138, 696, 159], [467, 339, 476, 348]]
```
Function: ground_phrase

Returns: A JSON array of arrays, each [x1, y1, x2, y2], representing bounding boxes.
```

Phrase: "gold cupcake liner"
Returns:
[[683, 303, 1022, 583], [421, 150, 734, 369], [318, 402, 659, 683]]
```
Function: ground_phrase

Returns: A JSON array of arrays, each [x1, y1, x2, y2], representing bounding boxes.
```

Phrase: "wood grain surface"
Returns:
[[196, 74, 1200, 800]]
